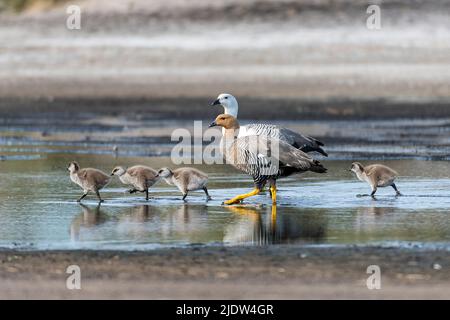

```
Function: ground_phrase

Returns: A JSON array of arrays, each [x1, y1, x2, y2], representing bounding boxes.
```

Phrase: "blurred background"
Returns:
[[0, 0, 449, 158], [0, 0, 449, 115]]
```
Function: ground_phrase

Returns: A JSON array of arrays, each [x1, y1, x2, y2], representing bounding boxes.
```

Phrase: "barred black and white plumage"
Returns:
[[211, 93, 328, 157], [225, 135, 326, 189], [210, 114, 327, 205], [243, 124, 327, 156]]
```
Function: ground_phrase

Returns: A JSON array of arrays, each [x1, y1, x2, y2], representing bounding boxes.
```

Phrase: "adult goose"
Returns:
[[211, 93, 327, 156], [209, 114, 327, 205]]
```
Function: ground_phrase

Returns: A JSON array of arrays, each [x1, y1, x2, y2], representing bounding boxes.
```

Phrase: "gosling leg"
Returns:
[[224, 188, 261, 205], [392, 184, 402, 196], [182, 192, 188, 202], [95, 190, 104, 203], [145, 188, 149, 201], [129, 188, 138, 194], [370, 187, 377, 198], [77, 192, 88, 202], [203, 187, 212, 201]]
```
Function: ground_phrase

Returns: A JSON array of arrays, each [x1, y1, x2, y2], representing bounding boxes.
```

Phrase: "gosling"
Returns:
[[156, 167, 211, 201], [350, 162, 402, 197], [111, 165, 159, 200], [68, 161, 111, 203]]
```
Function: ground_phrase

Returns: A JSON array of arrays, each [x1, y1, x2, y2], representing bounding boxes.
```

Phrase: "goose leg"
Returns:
[[269, 182, 277, 204], [224, 188, 261, 205], [203, 187, 212, 201]]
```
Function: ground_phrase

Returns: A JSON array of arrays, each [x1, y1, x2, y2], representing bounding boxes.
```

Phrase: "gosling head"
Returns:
[[210, 93, 239, 117], [350, 162, 365, 174], [209, 114, 240, 130], [67, 161, 80, 174], [111, 166, 126, 177], [156, 167, 173, 179]]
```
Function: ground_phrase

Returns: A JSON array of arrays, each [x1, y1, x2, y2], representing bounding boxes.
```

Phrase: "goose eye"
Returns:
[[225, 97, 228, 99]]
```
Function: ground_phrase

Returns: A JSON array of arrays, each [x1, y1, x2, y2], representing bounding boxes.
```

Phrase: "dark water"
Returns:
[[2, 117, 450, 160], [0, 155, 449, 250]]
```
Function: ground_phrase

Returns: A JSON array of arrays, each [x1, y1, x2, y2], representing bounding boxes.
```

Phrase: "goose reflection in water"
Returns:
[[115, 204, 213, 241], [223, 205, 327, 245], [70, 203, 109, 241], [354, 206, 396, 233]]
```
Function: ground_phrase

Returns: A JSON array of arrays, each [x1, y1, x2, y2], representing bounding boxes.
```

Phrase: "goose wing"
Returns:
[[365, 165, 398, 184], [241, 124, 327, 156], [229, 136, 325, 176], [127, 166, 140, 177]]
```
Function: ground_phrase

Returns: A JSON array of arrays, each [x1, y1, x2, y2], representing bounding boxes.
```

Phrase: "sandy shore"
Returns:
[[1, 246, 449, 299]]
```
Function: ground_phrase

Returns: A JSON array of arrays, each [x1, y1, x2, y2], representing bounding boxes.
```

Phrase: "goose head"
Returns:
[[111, 166, 126, 177], [67, 161, 80, 174], [209, 114, 240, 130], [210, 93, 239, 117], [156, 167, 173, 179], [350, 162, 364, 174]]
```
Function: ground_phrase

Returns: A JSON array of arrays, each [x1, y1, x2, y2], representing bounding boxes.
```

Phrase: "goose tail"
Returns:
[[310, 160, 327, 173]]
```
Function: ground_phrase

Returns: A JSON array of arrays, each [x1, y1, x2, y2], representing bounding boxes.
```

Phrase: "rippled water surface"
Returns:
[[1, 155, 450, 250]]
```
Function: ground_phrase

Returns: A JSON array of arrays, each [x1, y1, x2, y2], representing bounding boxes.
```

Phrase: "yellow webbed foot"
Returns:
[[223, 198, 242, 205], [223, 188, 261, 205]]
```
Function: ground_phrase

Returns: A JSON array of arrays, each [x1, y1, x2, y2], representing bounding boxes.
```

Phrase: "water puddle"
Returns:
[[0, 155, 449, 250]]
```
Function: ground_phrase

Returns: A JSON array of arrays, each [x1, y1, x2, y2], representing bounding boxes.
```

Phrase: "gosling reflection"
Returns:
[[354, 206, 396, 232], [358, 206, 396, 216], [115, 204, 211, 239], [116, 205, 157, 239], [70, 203, 109, 241], [223, 205, 327, 245]]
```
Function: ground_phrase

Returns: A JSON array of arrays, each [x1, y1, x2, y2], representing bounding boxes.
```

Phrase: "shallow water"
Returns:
[[0, 155, 450, 250]]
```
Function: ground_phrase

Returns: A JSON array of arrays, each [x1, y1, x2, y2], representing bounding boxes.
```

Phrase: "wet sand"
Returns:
[[1, 246, 449, 299]]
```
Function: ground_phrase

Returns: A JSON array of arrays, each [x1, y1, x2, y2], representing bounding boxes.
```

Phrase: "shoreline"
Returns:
[[1, 246, 449, 299], [1, 97, 450, 120]]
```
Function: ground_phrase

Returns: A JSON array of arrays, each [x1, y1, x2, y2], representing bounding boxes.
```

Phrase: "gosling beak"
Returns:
[[110, 173, 114, 176], [208, 121, 217, 128], [210, 99, 221, 106], [155, 174, 160, 178]]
